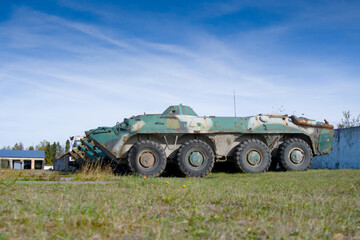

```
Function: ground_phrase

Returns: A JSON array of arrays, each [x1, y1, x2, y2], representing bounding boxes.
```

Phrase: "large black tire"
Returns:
[[176, 139, 215, 177], [127, 140, 167, 177], [235, 139, 271, 173], [278, 138, 313, 171]]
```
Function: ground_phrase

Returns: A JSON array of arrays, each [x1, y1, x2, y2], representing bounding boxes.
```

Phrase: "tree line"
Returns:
[[1, 140, 71, 165]]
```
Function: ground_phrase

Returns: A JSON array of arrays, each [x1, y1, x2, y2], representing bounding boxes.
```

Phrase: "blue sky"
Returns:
[[1, 0, 359, 148]]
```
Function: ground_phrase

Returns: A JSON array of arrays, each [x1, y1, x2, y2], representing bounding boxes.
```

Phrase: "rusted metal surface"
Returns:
[[290, 116, 334, 130], [139, 152, 155, 168]]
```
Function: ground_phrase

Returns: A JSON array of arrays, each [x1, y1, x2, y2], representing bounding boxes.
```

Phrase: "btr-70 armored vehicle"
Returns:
[[85, 105, 334, 177]]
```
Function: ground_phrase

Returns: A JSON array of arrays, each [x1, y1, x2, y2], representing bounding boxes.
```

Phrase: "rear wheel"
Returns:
[[127, 140, 167, 177], [176, 140, 215, 177], [235, 139, 271, 173], [278, 138, 313, 171]]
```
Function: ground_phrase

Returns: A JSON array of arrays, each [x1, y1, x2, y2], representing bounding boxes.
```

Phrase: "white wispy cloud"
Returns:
[[0, 3, 359, 147]]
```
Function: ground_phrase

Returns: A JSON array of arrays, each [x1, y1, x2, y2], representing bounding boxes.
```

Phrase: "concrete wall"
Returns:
[[312, 126, 360, 169]]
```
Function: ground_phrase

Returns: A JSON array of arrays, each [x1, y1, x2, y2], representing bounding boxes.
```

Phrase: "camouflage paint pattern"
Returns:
[[84, 105, 334, 164]]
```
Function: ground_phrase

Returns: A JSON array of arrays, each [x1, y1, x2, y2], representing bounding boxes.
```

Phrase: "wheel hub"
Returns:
[[247, 150, 261, 166], [189, 151, 204, 167], [139, 152, 155, 168], [290, 149, 304, 164]]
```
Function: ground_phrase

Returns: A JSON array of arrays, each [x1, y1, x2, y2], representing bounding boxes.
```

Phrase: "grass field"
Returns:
[[0, 168, 359, 239]]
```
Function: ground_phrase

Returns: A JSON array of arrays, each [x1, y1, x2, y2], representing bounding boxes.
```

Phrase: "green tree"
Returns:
[[35, 140, 65, 164], [65, 139, 70, 152], [51, 142, 57, 161], [27, 146, 35, 150], [12, 142, 24, 150], [1, 146, 11, 150], [36, 140, 53, 165], [45, 142, 53, 165], [338, 110, 360, 128], [36, 140, 50, 151], [56, 142, 64, 157]]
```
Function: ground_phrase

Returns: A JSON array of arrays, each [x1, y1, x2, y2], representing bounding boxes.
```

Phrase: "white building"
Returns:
[[0, 150, 45, 170]]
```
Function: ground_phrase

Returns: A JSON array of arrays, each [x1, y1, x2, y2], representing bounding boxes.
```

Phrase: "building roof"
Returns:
[[0, 150, 45, 158]]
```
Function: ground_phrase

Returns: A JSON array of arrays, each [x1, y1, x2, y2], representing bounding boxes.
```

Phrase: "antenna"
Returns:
[[233, 90, 237, 118]]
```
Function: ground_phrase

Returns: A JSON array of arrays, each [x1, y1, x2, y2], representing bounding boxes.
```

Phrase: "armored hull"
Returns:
[[85, 105, 334, 177]]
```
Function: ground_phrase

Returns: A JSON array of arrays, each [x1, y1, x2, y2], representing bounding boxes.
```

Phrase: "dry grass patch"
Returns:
[[72, 163, 117, 181]]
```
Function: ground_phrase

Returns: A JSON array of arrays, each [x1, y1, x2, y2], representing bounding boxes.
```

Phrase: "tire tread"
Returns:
[[278, 138, 313, 171], [176, 139, 215, 178], [235, 139, 271, 173], [127, 140, 166, 177]]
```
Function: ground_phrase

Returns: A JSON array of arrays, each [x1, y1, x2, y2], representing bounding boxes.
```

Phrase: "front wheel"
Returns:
[[278, 138, 313, 171], [127, 140, 167, 177], [176, 140, 215, 177]]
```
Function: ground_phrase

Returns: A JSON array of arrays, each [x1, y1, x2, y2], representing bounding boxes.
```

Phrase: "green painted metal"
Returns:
[[78, 145, 97, 161], [84, 105, 334, 167], [290, 149, 304, 164], [66, 137, 110, 166], [247, 150, 261, 166], [188, 151, 204, 167], [81, 138, 107, 159]]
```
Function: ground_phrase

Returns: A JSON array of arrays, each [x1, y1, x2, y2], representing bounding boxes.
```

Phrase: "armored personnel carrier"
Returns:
[[84, 105, 334, 177]]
